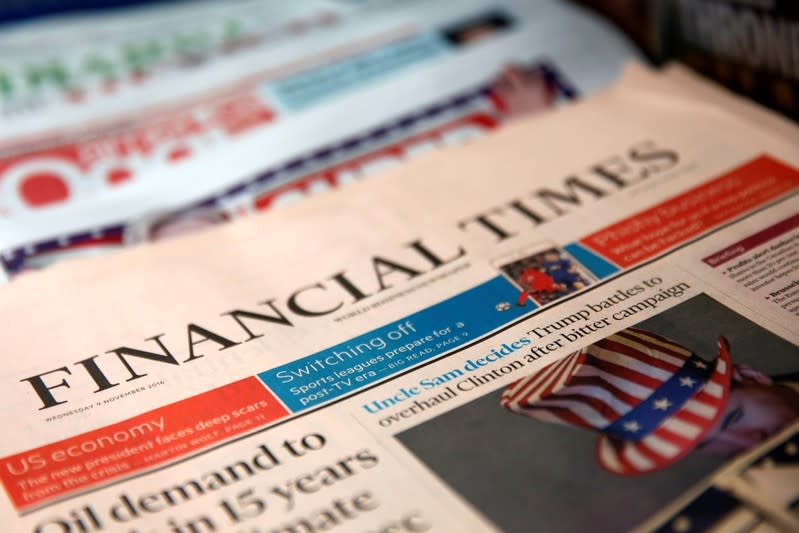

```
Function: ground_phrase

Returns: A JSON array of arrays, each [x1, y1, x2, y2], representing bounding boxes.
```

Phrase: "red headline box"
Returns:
[[581, 155, 799, 268], [0, 377, 288, 511]]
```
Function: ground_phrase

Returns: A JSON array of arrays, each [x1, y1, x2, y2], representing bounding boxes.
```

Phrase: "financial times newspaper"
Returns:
[[0, 0, 638, 276], [1, 64, 798, 532]]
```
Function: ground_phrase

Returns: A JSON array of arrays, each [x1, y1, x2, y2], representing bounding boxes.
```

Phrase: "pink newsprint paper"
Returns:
[[0, 64, 797, 533]]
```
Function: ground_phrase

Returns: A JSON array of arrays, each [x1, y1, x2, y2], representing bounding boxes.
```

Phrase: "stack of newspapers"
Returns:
[[1, 1, 797, 532]]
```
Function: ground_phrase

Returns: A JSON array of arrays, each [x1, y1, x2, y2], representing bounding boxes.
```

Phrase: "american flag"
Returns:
[[501, 328, 732, 475]]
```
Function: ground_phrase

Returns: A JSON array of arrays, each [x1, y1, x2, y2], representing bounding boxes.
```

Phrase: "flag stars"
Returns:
[[653, 398, 672, 411], [693, 360, 708, 369], [623, 420, 641, 432], [679, 376, 696, 388]]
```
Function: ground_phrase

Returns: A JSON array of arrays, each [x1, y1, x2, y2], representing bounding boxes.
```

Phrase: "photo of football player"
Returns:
[[497, 246, 592, 306]]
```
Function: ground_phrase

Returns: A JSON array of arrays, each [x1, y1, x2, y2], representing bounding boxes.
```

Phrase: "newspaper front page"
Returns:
[[1, 64, 798, 532]]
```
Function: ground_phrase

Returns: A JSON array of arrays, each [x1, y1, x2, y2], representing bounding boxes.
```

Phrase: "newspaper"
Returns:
[[1, 63, 798, 532], [0, 0, 374, 121], [0, 0, 631, 130], [653, 0, 799, 120], [0, 0, 639, 275]]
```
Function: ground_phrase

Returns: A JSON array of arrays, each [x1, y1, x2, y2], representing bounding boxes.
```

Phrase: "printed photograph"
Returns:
[[488, 64, 559, 120], [398, 294, 799, 532], [495, 245, 593, 306], [639, 423, 799, 533], [441, 10, 515, 47]]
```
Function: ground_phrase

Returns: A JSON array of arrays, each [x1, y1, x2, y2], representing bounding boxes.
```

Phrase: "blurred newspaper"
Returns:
[[0, 63, 797, 532], [0, 0, 640, 277]]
